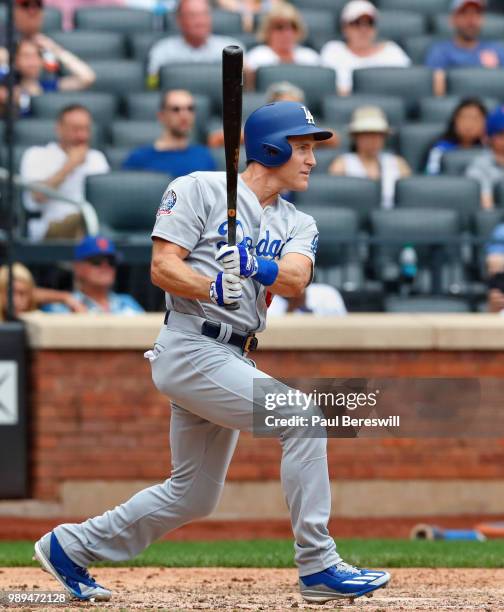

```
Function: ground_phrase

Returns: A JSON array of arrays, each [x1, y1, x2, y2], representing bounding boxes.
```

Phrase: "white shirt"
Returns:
[[148, 34, 242, 76], [268, 283, 347, 317], [341, 152, 401, 210], [320, 40, 411, 93], [245, 44, 320, 72], [20, 142, 110, 241]]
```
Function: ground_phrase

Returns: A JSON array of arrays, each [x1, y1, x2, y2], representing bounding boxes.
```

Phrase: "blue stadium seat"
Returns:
[[353, 67, 433, 116], [127, 32, 166, 62], [322, 94, 405, 127], [398, 123, 444, 172], [378, 0, 451, 17], [256, 65, 336, 115], [103, 147, 131, 171], [370, 208, 465, 294], [378, 11, 427, 44], [446, 69, 504, 102], [300, 8, 336, 48], [109, 121, 161, 148], [89, 60, 145, 95], [395, 175, 480, 227], [74, 7, 156, 33], [291, 0, 347, 16], [85, 171, 169, 238], [295, 175, 381, 226], [211, 9, 243, 34], [441, 148, 486, 176], [50, 31, 126, 61], [31, 92, 118, 125]]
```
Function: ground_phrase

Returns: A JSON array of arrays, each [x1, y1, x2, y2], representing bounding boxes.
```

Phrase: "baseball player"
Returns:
[[34, 101, 390, 604]]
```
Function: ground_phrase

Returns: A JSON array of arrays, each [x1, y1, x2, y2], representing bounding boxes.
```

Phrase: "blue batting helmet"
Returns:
[[244, 101, 333, 168]]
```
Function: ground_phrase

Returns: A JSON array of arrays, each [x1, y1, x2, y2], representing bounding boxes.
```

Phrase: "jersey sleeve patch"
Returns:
[[157, 188, 177, 216]]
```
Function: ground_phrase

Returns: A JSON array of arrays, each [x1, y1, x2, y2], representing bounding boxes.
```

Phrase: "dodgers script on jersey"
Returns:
[[151, 171, 318, 332]]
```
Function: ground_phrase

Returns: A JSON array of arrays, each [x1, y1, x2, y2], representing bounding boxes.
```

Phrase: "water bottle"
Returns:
[[399, 244, 418, 295]]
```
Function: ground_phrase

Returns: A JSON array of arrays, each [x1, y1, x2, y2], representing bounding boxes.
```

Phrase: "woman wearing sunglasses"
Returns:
[[321, 0, 411, 96]]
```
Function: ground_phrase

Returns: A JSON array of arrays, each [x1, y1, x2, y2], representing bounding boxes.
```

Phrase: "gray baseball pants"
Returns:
[[54, 312, 340, 576]]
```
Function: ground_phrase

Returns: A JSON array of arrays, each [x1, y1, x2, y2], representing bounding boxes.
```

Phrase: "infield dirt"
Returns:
[[1, 567, 503, 611]]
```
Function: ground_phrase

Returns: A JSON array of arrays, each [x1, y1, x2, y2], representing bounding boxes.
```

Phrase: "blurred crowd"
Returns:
[[1, 0, 504, 316]]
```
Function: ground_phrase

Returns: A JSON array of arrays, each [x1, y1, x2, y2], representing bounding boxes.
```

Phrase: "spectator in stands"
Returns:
[[268, 283, 347, 316], [45, 0, 125, 31], [0, 38, 95, 117], [20, 104, 110, 241], [426, 98, 487, 175], [485, 224, 504, 313], [426, 0, 504, 97], [320, 0, 410, 96], [244, 2, 320, 85], [147, 0, 241, 86], [122, 89, 216, 177], [0, 0, 78, 65], [0, 262, 85, 320], [43, 236, 144, 314], [216, 0, 281, 32], [329, 106, 411, 209], [466, 105, 504, 209]]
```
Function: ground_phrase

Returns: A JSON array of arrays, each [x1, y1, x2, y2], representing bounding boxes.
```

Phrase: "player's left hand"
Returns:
[[215, 243, 258, 279]]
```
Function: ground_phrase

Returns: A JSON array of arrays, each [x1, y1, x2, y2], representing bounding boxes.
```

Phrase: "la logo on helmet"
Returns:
[[302, 106, 315, 125]]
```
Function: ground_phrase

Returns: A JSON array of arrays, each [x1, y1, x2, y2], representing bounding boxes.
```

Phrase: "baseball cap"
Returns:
[[486, 224, 504, 255], [349, 106, 390, 134], [74, 235, 117, 261], [341, 0, 378, 25], [451, 0, 485, 13], [486, 106, 504, 137]]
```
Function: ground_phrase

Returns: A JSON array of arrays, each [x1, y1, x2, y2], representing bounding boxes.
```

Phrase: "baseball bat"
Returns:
[[222, 45, 243, 311]]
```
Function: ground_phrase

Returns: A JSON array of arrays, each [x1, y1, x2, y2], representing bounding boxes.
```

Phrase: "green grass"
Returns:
[[1, 539, 504, 569]]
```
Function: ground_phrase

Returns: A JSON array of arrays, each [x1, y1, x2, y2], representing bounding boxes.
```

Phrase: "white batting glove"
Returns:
[[209, 272, 243, 307], [215, 243, 258, 278]]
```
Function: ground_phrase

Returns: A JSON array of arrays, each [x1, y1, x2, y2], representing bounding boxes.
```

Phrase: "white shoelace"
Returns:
[[335, 560, 361, 575]]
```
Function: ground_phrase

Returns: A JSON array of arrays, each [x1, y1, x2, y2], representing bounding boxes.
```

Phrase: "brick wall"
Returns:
[[29, 349, 504, 501]]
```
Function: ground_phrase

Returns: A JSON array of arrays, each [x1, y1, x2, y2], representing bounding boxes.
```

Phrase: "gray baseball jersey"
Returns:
[[151, 171, 319, 332]]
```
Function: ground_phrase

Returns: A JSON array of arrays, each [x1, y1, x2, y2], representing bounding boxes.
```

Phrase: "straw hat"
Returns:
[[348, 106, 391, 134]]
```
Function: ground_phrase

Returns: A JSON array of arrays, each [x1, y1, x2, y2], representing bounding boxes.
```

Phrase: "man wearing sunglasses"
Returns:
[[122, 89, 216, 178], [43, 235, 144, 314]]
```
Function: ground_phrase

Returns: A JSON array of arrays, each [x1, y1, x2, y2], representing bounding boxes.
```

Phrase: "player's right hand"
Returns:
[[209, 272, 243, 307]]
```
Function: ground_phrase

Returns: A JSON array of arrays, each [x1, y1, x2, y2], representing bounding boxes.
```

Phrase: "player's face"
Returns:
[[276, 136, 317, 191], [452, 6, 483, 41]]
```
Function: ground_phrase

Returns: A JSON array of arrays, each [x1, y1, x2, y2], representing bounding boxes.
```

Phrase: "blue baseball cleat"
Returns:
[[299, 561, 390, 603], [33, 532, 111, 601]]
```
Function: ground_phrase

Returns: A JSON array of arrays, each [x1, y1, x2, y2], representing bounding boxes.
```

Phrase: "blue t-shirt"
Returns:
[[42, 291, 144, 314], [426, 39, 504, 69], [122, 144, 216, 178]]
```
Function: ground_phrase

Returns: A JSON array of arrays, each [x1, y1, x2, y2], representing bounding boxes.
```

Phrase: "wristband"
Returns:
[[253, 258, 279, 286]]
